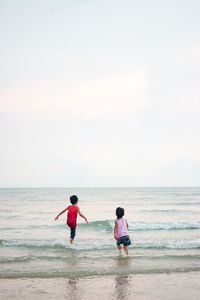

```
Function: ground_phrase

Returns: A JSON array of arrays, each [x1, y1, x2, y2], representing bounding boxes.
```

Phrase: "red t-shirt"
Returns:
[[67, 205, 78, 228]]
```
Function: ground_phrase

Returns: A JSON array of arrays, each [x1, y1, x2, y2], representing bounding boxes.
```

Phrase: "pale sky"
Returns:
[[0, 0, 200, 187]]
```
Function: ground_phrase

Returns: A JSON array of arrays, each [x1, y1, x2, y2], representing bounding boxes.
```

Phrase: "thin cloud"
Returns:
[[0, 70, 149, 119]]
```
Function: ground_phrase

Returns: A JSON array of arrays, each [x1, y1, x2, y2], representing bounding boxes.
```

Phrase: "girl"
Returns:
[[114, 207, 131, 255]]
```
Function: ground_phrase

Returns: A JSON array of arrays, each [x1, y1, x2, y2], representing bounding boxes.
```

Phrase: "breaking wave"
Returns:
[[1, 238, 200, 250], [79, 220, 200, 231]]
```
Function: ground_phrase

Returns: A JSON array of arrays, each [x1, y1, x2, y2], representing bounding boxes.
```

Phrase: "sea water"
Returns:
[[0, 187, 200, 299], [0, 187, 200, 278]]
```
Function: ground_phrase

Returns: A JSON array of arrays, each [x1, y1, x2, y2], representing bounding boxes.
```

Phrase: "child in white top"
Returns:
[[114, 207, 131, 255]]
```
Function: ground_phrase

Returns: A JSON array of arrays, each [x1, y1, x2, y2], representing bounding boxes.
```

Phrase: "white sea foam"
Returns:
[[128, 221, 200, 231], [1, 238, 200, 250], [81, 220, 200, 231], [134, 239, 200, 249]]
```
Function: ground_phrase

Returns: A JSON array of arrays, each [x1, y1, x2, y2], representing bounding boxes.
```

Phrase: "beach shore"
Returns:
[[0, 272, 199, 300]]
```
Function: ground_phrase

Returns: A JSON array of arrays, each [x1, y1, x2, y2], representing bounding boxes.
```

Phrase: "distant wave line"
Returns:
[[1, 220, 200, 232], [78, 220, 200, 231], [1, 238, 200, 250], [0, 267, 200, 279], [1, 253, 200, 264], [138, 209, 199, 213]]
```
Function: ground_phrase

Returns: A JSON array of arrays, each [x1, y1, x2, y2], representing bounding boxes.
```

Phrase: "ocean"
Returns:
[[0, 187, 200, 299]]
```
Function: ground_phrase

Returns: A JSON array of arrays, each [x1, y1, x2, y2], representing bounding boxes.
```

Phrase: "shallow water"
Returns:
[[0, 187, 200, 279], [0, 272, 200, 300]]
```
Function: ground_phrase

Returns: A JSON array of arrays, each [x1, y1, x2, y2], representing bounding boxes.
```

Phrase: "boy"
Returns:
[[55, 195, 88, 244]]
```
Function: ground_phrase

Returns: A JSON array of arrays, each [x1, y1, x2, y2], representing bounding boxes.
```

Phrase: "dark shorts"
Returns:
[[70, 227, 76, 239], [117, 235, 131, 246]]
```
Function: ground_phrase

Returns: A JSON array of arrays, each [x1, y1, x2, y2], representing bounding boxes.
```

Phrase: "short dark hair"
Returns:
[[116, 207, 124, 219], [70, 195, 78, 204]]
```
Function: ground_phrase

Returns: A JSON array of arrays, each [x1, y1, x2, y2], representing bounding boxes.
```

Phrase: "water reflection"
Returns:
[[114, 256, 131, 299], [115, 275, 131, 299], [64, 252, 80, 300], [65, 278, 79, 300]]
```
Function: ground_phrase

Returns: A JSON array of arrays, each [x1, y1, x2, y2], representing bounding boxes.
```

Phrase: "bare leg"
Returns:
[[123, 245, 128, 255], [70, 228, 76, 244], [117, 244, 122, 253]]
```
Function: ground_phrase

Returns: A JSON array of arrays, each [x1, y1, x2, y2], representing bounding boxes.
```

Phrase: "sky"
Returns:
[[0, 0, 200, 187]]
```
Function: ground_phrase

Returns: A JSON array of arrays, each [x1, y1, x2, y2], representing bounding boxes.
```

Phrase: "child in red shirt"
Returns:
[[55, 195, 88, 244]]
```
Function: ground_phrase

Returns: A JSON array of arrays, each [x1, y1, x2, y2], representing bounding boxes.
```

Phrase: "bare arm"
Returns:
[[114, 221, 118, 239], [77, 207, 88, 223], [126, 220, 129, 228], [55, 207, 68, 221]]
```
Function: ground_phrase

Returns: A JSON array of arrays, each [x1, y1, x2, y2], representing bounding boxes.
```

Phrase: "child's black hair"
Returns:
[[116, 207, 124, 219], [70, 195, 78, 204]]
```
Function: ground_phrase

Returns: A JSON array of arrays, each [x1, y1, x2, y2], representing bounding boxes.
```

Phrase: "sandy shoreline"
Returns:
[[0, 272, 199, 300]]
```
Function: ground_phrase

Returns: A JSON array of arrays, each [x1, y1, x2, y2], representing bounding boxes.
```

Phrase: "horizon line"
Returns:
[[0, 186, 200, 189]]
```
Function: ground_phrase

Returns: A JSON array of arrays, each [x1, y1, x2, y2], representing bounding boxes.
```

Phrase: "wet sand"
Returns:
[[0, 272, 199, 300]]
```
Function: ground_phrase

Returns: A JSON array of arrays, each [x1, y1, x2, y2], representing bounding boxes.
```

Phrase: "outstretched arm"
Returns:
[[55, 207, 68, 221], [77, 207, 88, 223], [126, 220, 129, 228], [114, 221, 118, 239]]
